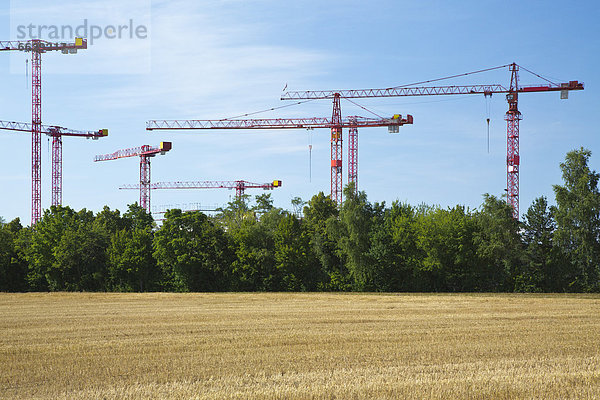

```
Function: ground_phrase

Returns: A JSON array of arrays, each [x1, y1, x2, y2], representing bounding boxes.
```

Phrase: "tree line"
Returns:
[[1, 148, 599, 293]]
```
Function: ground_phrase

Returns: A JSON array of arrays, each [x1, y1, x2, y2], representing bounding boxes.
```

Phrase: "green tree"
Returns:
[[273, 213, 319, 291], [291, 196, 305, 217], [26, 206, 79, 290], [369, 202, 422, 292], [415, 206, 478, 292], [553, 148, 600, 292], [26, 206, 109, 291], [337, 184, 375, 291], [228, 207, 285, 291], [366, 202, 401, 292], [94, 206, 127, 235], [52, 221, 108, 291], [154, 210, 231, 291], [254, 193, 274, 214], [473, 194, 523, 291], [0, 218, 28, 292], [215, 195, 254, 232], [123, 203, 155, 230], [303, 192, 347, 290], [108, 227, 157, 291], [521, 196, 566, 292]]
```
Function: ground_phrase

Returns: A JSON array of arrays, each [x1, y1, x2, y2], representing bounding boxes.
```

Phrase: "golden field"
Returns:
[[0, 293, 599, 399]]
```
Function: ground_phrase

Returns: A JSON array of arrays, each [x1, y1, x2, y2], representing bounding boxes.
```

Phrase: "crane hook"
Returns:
[[485, 93, 492, 154], [486, 118, 490, 154]]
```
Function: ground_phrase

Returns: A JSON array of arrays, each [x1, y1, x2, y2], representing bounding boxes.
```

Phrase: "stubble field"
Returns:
[[1, 292, 599, 399]]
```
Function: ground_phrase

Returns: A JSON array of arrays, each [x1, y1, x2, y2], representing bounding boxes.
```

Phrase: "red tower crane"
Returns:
[[152, 203, 220, 215], [281, 63, 584, 218], [151, 204, 222, 221], [0, 120, 107, 207], [0, 38, 87, 224], [94, 142, 172, 212], [146, 114, 413, 205], [120, 179, 282, 200]]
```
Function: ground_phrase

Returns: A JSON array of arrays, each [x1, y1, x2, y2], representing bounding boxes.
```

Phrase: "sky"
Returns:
[[0, 0, 598, 225]]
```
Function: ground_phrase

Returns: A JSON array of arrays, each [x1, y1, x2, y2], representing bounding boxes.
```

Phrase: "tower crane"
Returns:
[[281, 62, 584, 219], [152, 203, 220, 215], [0, 120, 107, 207], [120, 179, 282, 200], [0, 38, 87, 224], [146, 114, 413, 205], [151, 205, 222, 222], [94, 142, 172, 212]]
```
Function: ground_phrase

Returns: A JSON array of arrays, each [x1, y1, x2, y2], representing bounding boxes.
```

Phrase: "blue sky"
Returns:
[[1, 0, 598, 224]]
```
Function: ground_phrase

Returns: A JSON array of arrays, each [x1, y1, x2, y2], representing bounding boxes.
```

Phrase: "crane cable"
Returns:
[[518, 64, 560, 86], [388, 64, 511, 89], [344, 98, 384, 119], [485, 93, 492, 154], [221, 99, 316, 120]]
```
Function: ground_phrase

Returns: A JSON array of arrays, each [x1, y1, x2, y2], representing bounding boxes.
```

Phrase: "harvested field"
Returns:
[[1, 293, 599, 399]]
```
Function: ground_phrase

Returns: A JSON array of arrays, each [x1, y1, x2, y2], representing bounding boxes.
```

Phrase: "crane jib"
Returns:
[[281, 82, 584, 100]]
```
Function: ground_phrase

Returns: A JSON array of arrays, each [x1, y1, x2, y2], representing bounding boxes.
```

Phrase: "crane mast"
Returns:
[[348, 117, 358, 190], [331, 95, 343, 204], [505, 64, 522, 216]]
